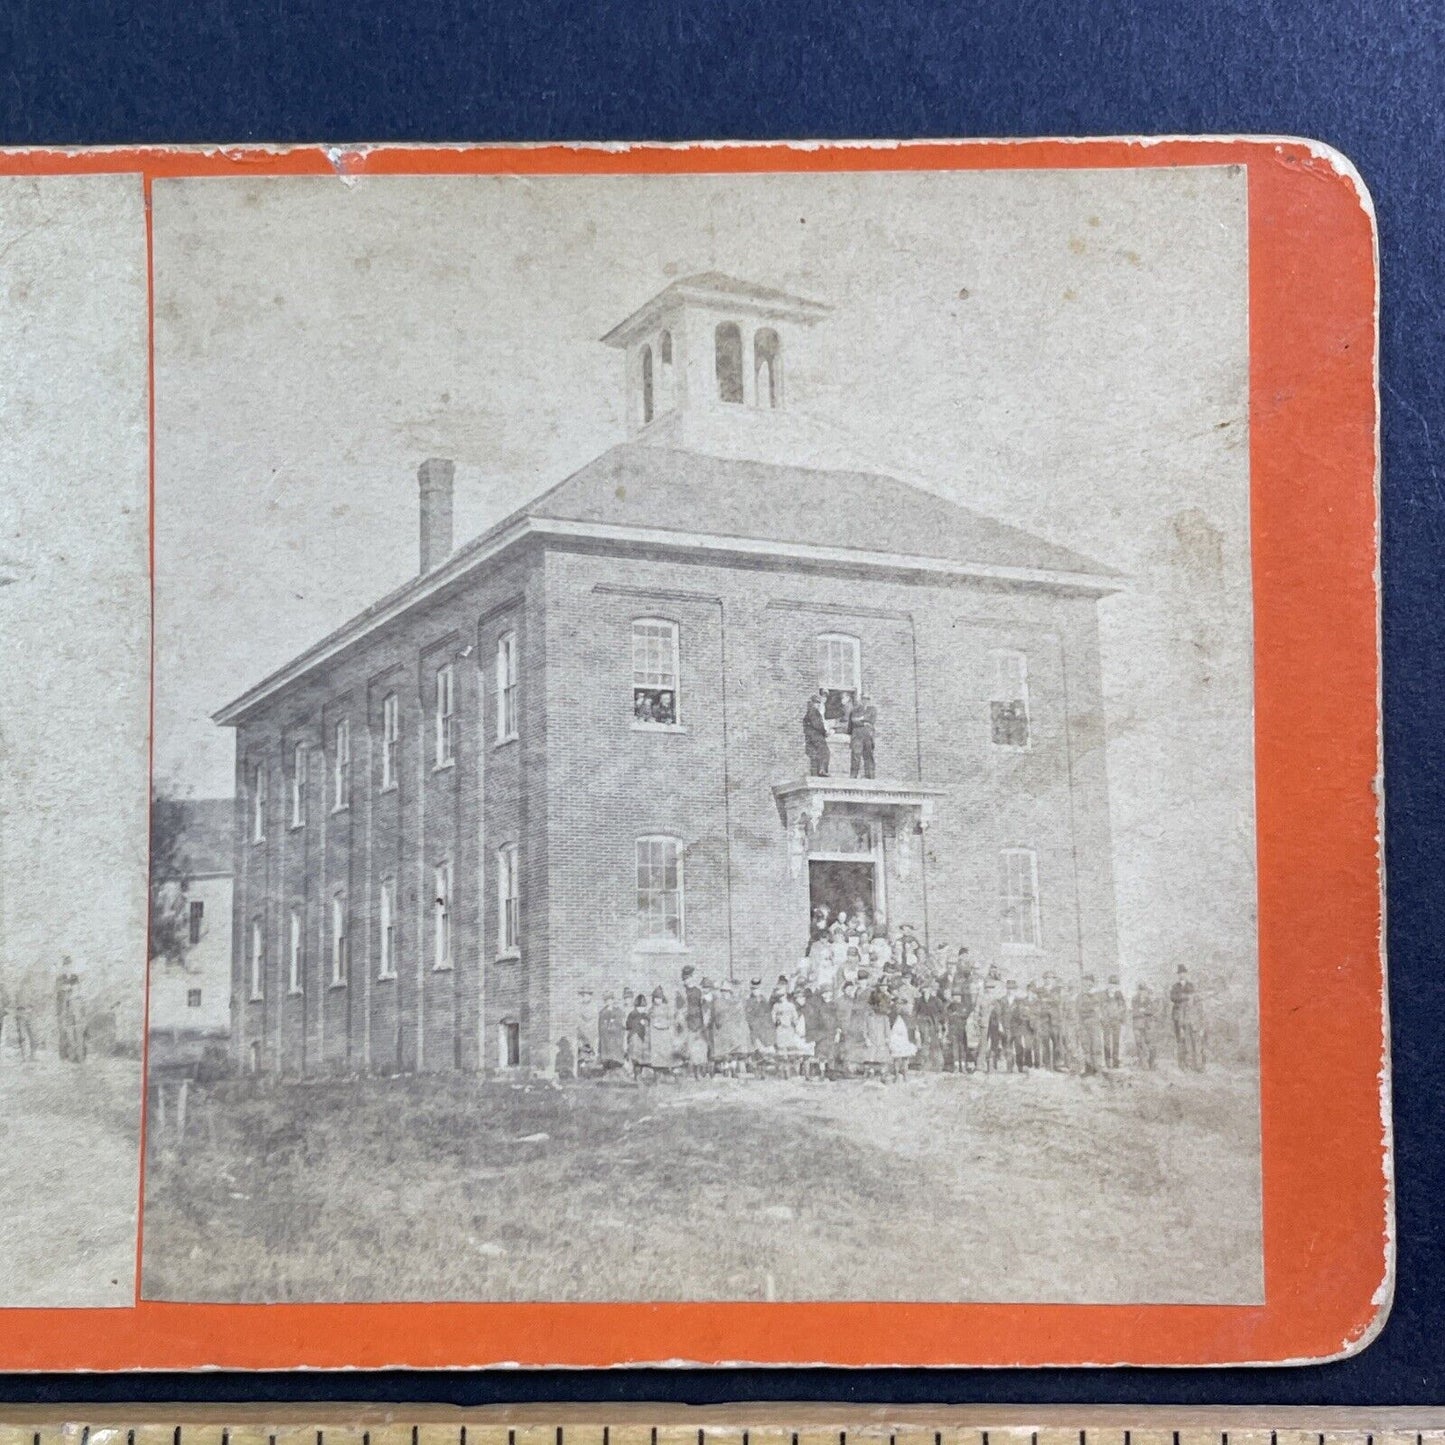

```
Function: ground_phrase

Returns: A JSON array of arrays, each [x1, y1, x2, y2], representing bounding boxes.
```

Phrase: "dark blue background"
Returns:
[[2, 0, 1440, 1407]]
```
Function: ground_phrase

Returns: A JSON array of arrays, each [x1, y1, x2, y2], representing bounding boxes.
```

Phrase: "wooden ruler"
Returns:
[[0, 1410, 1442, 1443]]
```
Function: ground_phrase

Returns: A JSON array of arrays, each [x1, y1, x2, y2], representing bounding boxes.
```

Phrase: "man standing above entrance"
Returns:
[[848, 692, 878, 778], [803, 688, 830, 776]]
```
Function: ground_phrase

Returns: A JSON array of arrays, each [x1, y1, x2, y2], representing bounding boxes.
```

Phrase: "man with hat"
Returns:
[[1170, 964, 1201, 1069], [803, 687, 831, 776], [745, 976, 776, 1062], [1131, 979, 1159, 1069], [1076, 973, 1104, 1075], [848, 691, 878, 778], [1102, 974, 1128, 1069]]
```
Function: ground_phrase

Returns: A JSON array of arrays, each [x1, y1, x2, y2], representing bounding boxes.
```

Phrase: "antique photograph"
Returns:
[[141, 165, 1261, 1304], [0, 173, 150, 1306]]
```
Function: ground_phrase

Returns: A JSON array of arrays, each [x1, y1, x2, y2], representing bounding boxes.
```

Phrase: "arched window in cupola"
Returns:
[[640, 343, 655, 425], [658, 329, 675, 409], [714, 322, 744, 405], [754, 327, 782, 408]]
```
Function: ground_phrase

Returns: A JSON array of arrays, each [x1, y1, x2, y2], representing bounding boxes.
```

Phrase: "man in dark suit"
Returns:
[[848, 692, 878, 778], [803, 688, 830, 775]]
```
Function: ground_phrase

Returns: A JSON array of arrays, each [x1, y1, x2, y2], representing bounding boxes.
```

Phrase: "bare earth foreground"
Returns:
[[142, 1065, 1262, 1304], [0, 1056, 141, 1306]]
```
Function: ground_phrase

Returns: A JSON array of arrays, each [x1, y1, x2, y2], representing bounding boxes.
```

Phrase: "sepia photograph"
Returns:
[[140, 164, 1262, 1305]]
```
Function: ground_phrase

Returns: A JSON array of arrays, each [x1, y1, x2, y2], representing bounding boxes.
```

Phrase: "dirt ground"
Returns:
[[0, 1054, 142, 1306], [141, 1062, 1263, 1304]]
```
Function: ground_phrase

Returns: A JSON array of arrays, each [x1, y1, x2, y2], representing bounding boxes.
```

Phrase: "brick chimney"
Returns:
[[417, 458, 455, 575]]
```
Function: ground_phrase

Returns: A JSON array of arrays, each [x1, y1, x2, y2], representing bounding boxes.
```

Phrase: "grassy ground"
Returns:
[[0, 1055, 141, 1306], [141, 1064, 1262, 1304]]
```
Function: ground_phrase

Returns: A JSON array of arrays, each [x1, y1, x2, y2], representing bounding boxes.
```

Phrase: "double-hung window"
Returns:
[[632, 618, 680, 725], [434, 663, 455, 767], [332, 718, 351, 810], [999, 847, 1042, 949], [380, 692, 399, 790], [378, 877, 397, 980], [816, 633, 861, 726], [636, 835, 684, 946], [248, 918, 264, 1000], [251, 762, 267, 842], [990, 649, 1032, 749], [496, 632, 518, 742], [287, 906, 303, 993], [331, 892, 348, 985], [290, 741, 307, 827], [497, 843, 520, 955], [433, 859, 453, 970]]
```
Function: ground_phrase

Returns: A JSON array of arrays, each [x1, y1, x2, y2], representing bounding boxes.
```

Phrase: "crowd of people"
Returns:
[[586, 908, 1210, 1082], [0, 958, 88, 1063]]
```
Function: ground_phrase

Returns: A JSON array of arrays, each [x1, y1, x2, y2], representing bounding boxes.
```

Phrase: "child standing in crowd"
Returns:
[[597, 991, 627, 1076], [645, 986, 673, 1076], [625, 993, 649, 1076]]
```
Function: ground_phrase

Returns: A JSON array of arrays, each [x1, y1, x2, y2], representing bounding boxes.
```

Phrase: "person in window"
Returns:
[[803, 688, 830, 775], [654, 690, 675, 725], [848, 692, 878, 778], [634, 692, 653, 721]]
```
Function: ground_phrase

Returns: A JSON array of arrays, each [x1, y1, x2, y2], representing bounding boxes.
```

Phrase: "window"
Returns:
[[990, 649, 1032, 748], [500, 1019, 521, 1068], [287, 906, 303, 993], [434, 662, 455, 767], [290, 740, 307, 827], [636, 835, 684, 945], [497, 843, 520, 955], [332, 718, 351, 810], [187, 898, 204, 947], [495, 631, 518, 742], [378, 876, 397, 980], [331, 893, 348, 986], [658, 329, 674, 405], [381, 692, 399, 790], [186, 988, 202, 1009], [248, 1040, 262, 1074], [433, 859, 453, 970], [816, 632, 862, 724], [251, 762, 267, 843], [632, 618, 680, 724], [715, 321, 744, 404], [1000, 848, 1042, 949], [754, 327, 782, 408], [640, 343, 654, 424], [248, 918, 264, 1000]]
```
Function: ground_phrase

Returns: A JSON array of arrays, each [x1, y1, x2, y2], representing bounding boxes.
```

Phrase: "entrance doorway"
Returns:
[[809, 859, 876, 933]]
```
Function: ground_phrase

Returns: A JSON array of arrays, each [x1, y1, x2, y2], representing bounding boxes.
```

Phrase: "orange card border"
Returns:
[[0, 137, 1386, 1369]]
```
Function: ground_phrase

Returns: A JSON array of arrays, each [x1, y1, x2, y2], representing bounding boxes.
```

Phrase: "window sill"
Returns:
[[251, 837, 266, 847], [247, 993, 264, 1004], [632, 939, 689, 955], [433, 962, 455, 973], [494, 733, 519, 750], [379, 782, 399, 795], [331, 803, 350, 815], [377, 971, 396, 983], [329, 980, 348, 991], [631, 721, 687, 734], [286, 986, 302, 997], [432, 759, 455, 773], [288, 821, 305, 833], [495, 949, 521, 964]]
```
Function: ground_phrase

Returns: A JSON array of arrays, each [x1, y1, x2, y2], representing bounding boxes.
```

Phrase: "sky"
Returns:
[[151, 163, 1253, 981]]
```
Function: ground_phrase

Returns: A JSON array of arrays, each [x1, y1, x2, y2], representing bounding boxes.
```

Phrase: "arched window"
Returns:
[[816, 632, 862, 725], [754, 327, 782, 408], [640, 343, 655, 425], [636, 835, 685, 945], [658, 329, 674, 408], [714, 322, 744, 404]]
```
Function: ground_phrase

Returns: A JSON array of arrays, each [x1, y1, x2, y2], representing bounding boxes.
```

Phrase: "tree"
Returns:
[[149, 787, 192, 968]]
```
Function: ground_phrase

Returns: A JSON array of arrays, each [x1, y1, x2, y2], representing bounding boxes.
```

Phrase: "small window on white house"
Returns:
[[287, 906, 303, 994], [640, 343, 655, 425], [715, 322, 744, 404], [433, 859, 453, 971], [251, 762, 267, 843], [495, 631, 518, 742], [500, 1018, 521, 1068], [816, 633, 862, 725], [632, 618, 680, 724], [497, 843, 520, 955], [434, 662, 455, 767], [378, 876, 397, 980], [381, 692, 399, 790], [188, 898, 204, 947], [990, 649, 1032, 749], [331, 892, 348, 986], [248, 918, 264, 1000], [754, 327, 782, 408], [658, 329, 675, 406], [1000, 847, 1042, 950], [332, 718, 351, 810], [186, 988, 202, 1009], [290, 740, 307, 827], [636, 835, 684, 945]]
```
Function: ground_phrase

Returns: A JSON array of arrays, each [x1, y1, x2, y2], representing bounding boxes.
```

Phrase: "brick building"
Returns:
[[217, 274, 1121, 1077]]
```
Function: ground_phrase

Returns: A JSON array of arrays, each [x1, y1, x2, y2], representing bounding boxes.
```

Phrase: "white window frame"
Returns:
[[499, 1018, 521, 1069], [287, 906, 303, 994], [332, 717, 351, 811], [999, 847, 1042, 951], [290, 741, 307, 827], [188, 898, 205, 947], [635, 834, 686, 949], [248, 918, 264, 1001], [434, 662, 455, 768], [631, 617, 682, 728], [433, 858, 453, 971], [330, 892, 348, 986], [989, 648, 1033, 750], [497, 842, 520, 957], [378, 875, 397, 980], [251, 762, 267, 843], [380, 691, 399, 791], [495, 631, 518, 743]]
